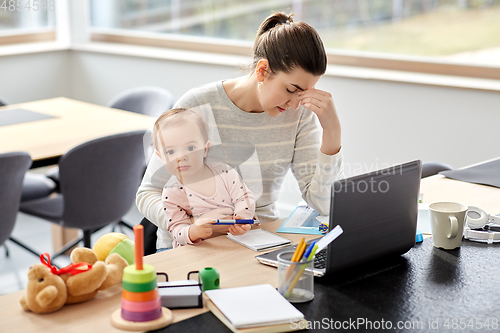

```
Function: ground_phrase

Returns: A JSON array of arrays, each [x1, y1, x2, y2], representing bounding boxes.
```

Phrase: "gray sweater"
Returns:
[[136, 80, 344, 249]]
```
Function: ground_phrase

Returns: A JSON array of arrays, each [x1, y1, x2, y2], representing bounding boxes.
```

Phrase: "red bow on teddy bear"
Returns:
[[40, 253, 92, 276]]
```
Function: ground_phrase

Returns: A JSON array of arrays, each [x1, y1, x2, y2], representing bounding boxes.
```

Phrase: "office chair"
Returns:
[[0, 152, 32, 257], [18, 130, 147, 259], [108, 86, 174, 231], [45, 87, 174, 232], [21, 173, 57, 202], [107, 86, 174, 118], [0, 96, 8, 107], [421, 161, 454, 178], [0, 97, 57, 202]]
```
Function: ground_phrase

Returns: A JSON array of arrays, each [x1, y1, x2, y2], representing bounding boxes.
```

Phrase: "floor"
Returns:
[[0, 203, 143, 296]]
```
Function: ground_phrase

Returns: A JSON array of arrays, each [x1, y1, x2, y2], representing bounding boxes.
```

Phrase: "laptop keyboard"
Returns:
[[314, 249, 327, 269]]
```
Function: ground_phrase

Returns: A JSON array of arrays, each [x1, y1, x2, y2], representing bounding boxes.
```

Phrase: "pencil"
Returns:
[[291, 238, 305, 262], [285, 243, 318, 298], [278, 238, 305, 295]]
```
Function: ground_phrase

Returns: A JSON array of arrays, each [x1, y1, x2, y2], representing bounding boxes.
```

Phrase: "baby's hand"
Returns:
[[189, 218, 214, 241], [228, 224, 251, 236], [228, 215, 251, 236]]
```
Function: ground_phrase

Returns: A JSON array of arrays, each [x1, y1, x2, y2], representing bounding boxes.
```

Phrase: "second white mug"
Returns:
[[429, 202, 468, 250]]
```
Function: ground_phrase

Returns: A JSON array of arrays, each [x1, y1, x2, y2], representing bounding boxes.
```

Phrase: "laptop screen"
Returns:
[[326, 160, 422, 274]]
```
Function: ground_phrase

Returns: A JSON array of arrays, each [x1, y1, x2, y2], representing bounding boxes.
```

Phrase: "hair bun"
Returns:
[[252, 12, 326, 76], [257, 12, 294, 37]]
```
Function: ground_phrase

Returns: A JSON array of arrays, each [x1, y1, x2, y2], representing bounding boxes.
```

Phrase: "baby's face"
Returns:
[[156, 120, 209, 179]]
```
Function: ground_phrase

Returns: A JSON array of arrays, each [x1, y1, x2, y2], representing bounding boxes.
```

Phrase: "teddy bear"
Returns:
[[20, 247, 128, 314]]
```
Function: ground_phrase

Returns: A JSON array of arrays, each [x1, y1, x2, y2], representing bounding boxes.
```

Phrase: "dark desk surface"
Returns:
[[158, 238, 500, 332]]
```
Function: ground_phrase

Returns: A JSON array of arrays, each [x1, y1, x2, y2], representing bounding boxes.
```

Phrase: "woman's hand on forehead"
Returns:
[[298, 88, 339, 130]]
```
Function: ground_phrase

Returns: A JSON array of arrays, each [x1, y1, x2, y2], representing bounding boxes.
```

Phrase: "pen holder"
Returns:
[[277, 251, 314, 303]]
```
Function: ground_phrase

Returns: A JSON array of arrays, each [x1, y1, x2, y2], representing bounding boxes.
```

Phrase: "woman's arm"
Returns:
[[298, 89, 342, 156], [290, 106, 344, 215], [136, 90, 200, 230], [136, 153, 172, 228]]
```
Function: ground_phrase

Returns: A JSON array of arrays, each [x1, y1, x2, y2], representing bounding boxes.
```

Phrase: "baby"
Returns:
[[152, 108, 256, 248]]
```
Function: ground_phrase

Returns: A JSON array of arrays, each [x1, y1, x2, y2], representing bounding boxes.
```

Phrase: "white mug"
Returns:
[[429, 202, 468, 250]]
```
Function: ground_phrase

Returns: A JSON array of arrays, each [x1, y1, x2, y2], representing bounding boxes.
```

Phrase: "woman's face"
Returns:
[[258, 66, 320, 117]]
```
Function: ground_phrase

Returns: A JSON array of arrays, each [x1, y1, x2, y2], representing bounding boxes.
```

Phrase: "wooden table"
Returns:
[[1, 174, 499, 332], [0, 220, 311, 332], [0, 97, 157, 250], [0, 97, 156, 167]]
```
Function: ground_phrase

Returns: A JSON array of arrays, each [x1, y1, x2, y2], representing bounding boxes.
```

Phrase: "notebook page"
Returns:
[[227, 229, 291, 251], [205, 284, 304, 328]]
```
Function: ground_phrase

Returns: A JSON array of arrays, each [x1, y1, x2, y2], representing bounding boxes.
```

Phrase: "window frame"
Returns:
[[0, 29, 56, 46], [90, 29, 500, 80]]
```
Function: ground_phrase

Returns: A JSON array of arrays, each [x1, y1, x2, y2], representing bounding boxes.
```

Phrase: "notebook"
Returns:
[[227, 229, 291, 251], [205, 284, 306, 332], [256, 160, 422, 277]]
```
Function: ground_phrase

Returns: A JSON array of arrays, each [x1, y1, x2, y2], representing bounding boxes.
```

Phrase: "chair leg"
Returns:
[[51, 236, 83, 259], [4, 244, 9, 257], [83, 230, 91, 248], [119, 220, 135, 230], [9, 237, 41, 258]]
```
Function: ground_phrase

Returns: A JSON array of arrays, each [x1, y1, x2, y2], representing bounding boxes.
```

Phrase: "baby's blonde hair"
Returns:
[[152, 108, 209, 152]]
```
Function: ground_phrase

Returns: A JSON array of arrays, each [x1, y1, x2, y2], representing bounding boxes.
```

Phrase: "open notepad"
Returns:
[[227, 229, 292, 251], [205, 284, 306, 332]]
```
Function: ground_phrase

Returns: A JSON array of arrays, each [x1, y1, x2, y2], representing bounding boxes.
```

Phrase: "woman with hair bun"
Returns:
[[137, 12, 344, 251]]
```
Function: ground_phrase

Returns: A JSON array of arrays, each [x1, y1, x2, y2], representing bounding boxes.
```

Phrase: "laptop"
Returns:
[[256, 160, 422, 277]]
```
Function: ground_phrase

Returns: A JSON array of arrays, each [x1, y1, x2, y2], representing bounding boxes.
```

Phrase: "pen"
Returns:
[[301, 241, 316, 261], [212, 219, 258, 225]]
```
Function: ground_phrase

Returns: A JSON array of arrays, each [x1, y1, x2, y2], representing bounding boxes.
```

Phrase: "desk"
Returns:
[[0, 97, 156, 250], [0, 97, 156, 167], [1, 175, 499, 332]]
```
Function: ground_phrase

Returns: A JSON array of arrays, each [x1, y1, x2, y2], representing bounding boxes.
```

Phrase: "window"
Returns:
[[0, 1, 56, 45], [87, 0, 500, 79]]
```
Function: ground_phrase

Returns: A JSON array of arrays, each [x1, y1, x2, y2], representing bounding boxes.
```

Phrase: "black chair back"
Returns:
[[107, 86, 174, 118], [58, 130, 147, 230], [0, 152, 31, 246], [0, 96, 9, 107]]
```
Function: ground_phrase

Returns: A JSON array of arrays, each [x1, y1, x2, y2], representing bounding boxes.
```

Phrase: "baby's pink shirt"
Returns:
[[162, 162, 255, 248]]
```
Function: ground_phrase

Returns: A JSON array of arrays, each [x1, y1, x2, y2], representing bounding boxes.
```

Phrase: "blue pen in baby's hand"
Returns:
[[212, 219, 259, 225]]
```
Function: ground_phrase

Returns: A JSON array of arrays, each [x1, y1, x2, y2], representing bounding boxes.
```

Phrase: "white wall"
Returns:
[[0, 51, 70, 104], [69, 50, 243, 106], [316, 76, 500, 175], [66, 50, 500, 172]]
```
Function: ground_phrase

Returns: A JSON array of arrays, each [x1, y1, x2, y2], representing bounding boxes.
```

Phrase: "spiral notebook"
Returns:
[[227, 229, 291, 251], [205, 284, 306, 332]]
